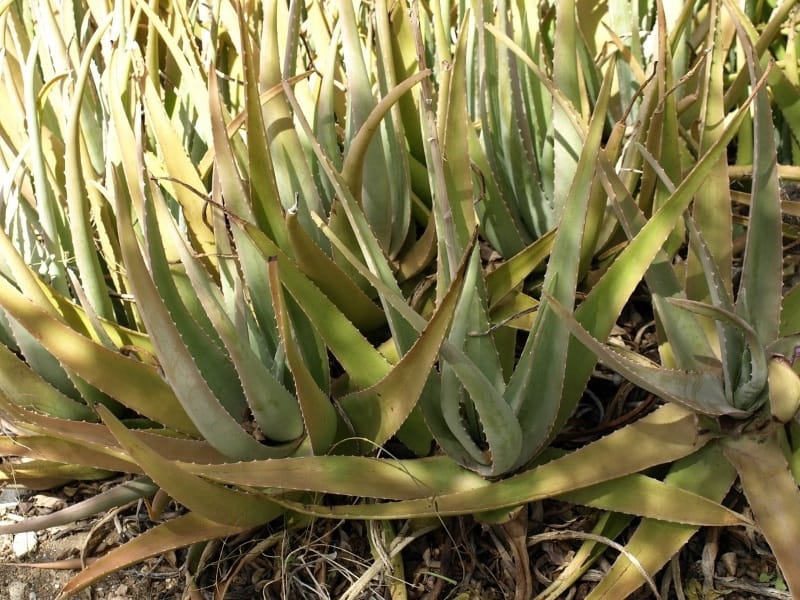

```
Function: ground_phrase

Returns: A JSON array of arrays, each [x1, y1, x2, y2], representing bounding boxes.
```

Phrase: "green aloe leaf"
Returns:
[[0, 274, 198, 433], [547, 293, 745, 416], [503, 59, 616, 470], [165, 200, 305, 445], [230, 214, 392, 391], [558, 62, 771, 435], [267, 256, 338, 456], [97, 404, 283, 528], [62, 14, 114, 320], [114, 169, 286, 460], [273, 404, 715, 519], [586, 442, 738, 599], [340, 236, 470, 447]]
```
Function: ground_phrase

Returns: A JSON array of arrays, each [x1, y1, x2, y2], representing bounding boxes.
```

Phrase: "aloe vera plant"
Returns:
[[0, 0, 799, 598]]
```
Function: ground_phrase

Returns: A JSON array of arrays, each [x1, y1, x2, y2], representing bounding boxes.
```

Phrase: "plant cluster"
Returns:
[[0, 0, 799, 597]]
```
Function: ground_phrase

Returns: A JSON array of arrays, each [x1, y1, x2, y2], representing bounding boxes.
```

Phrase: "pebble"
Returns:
[[7, 581, 27, 600], [11, 531, 37, 559]]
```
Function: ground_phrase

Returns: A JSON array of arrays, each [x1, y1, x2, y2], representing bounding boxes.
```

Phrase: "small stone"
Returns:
[[12, 531, 37, 559], [7, 581, 26, 600]]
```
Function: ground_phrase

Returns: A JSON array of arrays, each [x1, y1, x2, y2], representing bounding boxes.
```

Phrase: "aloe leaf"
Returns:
[[23, 38, 68, 292], [434, 247, 523, 476], [235, 2, 289, 250], [230, 215, 392, 390], [281, 79, 420, 355], [559, 468, 743, 528], [687, 0, 734, 302], [0, 434, 138, 475], [114, 171, 285, 460], [97, 404, 283, 527], [467, 121, 528, 257], [340, 68, 430, 204], [559, 64, 770, 434], [286, 211, 385, 331], [586, 442, 738, 599], [0, 393, 226, 466], [142, 185, 250, 424], [62, 14, 114, 320], [598, 157, 716, 372], [260, 0, 326, 224], [138, 72, 216, 265], [0, 274, 198, 432], [728, 5, 783, 349], [267, 257, 337, 456], [723, 432, 800, 597], [165, 201, 304, 445], [438, 13, 477, 262], [0, 342, 94, 420], [684, 213, 743, 396], [548, 293, 744, 416], [668, 297, 768, 411], [504, 60, 616, 469], [312, 215, 523, 474], [275, 404, 713, 519], [551, 0, 585, 221], [340, 240, 468, 447], [58, 512, 251, 599], [185, 455, 487, 501], [483, 215, 553, 307]]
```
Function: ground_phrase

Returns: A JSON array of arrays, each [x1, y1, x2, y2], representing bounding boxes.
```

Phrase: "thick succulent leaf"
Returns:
[[0, 342, 94, 421], [768, 355, 800, 423], [668, 297, 768, 411], [0, 434, 140, 475], [438, 13, 477, 264], [114, 176, 283, 460], [0, 392, 227, 466], [504, 63, 617, 469], [686, 0, 734, 303], [143, 188, 250, 423], [97, 405, 283, 528], [313, 217, 523, 474], [184, 455, 487, 501], [268, 257, 338, 455], [230, 216, 392, 390], [260, 0, 326, 226], [723, 431, 800, 598], [62, 15, 114, 320], [0, 274, 198, 432], [340, 240, 469, 447], [485, 229, 554, 307], [165, 201, 304, 444], [273, 404, 713, 518], [58, 513, 250, 599], [281, 78, 420, 356], [598, 157, 716, 372], [236, 2, 289, 250], [728, 4, 783, 348], [286, 211, 385, 331], [586, 442, 738, 599], [139, 74, 216, 264], [551, 0, 585, 220], [559, 465, 742, 528], [557, 67, 770, 434], [548, 294, 745, 416]]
